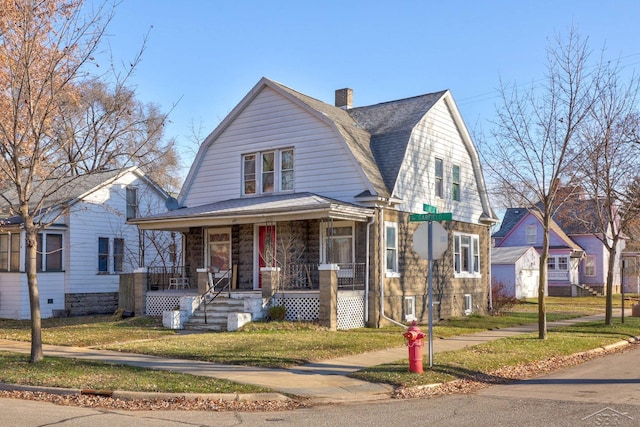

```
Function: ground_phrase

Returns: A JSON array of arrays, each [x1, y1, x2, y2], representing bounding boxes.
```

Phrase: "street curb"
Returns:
[[0, 383, 292, 402]]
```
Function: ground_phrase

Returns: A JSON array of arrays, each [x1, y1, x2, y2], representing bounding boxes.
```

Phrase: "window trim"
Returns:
[[452, 164, 460, 202], [435, 157, 443, 198], [0, 233, 21, 272], [385, 221, 399, 277], [585, 254, 596, 277], [319, 221, 354, 265], [206, 227, 232, 274], [37, 232, 63, 272], [113, 238, 125, 272], [242, 148, 294, 196], [453, 232, 481, 278], [98, 237, 110, 273], [404, 296, 416, 321], [526, 224, 537, 244], [126, 186, 138, 220]]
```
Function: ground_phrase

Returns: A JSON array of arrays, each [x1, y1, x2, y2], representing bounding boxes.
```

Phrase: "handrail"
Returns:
[[201, 268, 232, 324]]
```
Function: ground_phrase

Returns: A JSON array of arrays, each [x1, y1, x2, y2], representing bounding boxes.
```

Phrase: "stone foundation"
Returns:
[[66, 292, 119, 316]]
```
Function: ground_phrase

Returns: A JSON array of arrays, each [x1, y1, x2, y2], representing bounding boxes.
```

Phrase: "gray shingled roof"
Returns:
[[348, 92, 446, 193], [492, 246, 535, 264], [0, 168, 129, 219], [492, 208, 528, 238]]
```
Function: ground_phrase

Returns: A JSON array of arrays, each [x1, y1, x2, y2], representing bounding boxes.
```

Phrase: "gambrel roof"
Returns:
[[180, 77, 497, 223]]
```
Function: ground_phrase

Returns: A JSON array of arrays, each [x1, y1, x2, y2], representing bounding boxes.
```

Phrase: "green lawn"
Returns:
[[0, 296, 636, 393]]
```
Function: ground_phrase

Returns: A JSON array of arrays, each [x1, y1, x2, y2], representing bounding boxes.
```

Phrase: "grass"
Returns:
[[352, 317, 640, 387], [0, 352, 268, 393], [0, 295, 636, 393]]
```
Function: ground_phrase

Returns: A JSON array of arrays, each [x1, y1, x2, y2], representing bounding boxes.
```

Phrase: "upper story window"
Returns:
[[243, 148, 294, 196], [0, 233, 20, 272], [452, 164, 461, 201], [126, 187, 138, 220], [526, 224, 537, 244], [453, 232, 480, 277], [435, 158, 443, 198]]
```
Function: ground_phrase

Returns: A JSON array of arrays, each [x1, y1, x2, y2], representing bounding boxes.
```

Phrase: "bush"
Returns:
[[267, 305, 286, 321], [490, 280, 520, 315]]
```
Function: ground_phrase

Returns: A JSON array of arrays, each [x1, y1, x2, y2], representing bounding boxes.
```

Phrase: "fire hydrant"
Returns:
[[403, 321, 426, 373]]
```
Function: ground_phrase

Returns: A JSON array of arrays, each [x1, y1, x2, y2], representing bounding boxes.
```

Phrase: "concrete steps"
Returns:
[[183, 297, 246, 332]]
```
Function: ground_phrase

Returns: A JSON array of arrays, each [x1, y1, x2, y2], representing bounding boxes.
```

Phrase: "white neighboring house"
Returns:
[[0, 167, 179, 319]]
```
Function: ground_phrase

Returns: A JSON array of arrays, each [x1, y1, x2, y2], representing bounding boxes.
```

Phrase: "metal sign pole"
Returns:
[[428, 220, 434, 368]]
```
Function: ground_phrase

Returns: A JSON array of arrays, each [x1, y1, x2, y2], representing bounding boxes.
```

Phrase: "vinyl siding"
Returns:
[[184, 87, 369, 207], [393, 98, 485, 223]]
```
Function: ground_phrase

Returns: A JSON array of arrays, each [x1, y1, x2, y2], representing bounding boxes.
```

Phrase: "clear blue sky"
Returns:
[[101, 0, 640, 179]]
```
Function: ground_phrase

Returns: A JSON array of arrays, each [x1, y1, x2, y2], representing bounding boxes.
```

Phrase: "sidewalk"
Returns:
[[0, 312, 628, 404]]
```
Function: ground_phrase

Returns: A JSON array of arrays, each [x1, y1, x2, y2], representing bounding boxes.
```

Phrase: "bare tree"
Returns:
[[574, 64, 640, 324], [480, 29, 601, 339], [0, 0, 172, 362]]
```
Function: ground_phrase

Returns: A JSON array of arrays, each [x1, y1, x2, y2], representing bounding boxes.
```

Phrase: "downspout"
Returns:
[[378, 206, 406, 328], [365, 215, 375, 323], [488, 227, 493, 311]]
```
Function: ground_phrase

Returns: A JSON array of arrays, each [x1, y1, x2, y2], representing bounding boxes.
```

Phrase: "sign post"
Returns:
[[412, 214, 450, 368]]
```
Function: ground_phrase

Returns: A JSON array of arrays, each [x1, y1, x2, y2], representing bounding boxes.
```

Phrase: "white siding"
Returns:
[[184, 87, 369, 207], [394, 98, 485, 224], [0, 273, 23, 319], [67, 173, 170, 294]]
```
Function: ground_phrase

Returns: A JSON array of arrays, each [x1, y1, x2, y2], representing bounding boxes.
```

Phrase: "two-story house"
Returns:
[[132, 77, 498, 328], [0, 167, 178, 319], [492, 190, 625, 296]]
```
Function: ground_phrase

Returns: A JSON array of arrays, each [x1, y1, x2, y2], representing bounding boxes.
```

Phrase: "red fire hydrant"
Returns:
[[403, 320, 426, 373]]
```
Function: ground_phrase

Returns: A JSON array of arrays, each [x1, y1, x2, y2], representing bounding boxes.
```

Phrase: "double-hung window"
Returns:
[[0, 233, 20, 272], [242, 148, 294, 195], [320, 222, 354, 265], [37, 233, 63, 272], [453, 232, 480, 277], [385, 222, 399, 276], [98, 237, 125, 273], [435, 158, 443, 198], [526, 224, 537, 244], [452, 164, 461, 201], [207, 228, 231, 271], [585, 255, 596, 276], [126, 187, 138, 220]]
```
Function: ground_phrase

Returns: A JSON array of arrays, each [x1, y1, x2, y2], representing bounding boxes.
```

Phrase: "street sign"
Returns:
[[409, 212, 452, 222], [412, 221, 449, 260], [423, 204, 437, 213]]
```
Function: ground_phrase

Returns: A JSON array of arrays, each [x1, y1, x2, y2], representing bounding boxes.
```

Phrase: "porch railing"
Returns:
[[279, 263, 366, 290], [147, 266, 196, 291]]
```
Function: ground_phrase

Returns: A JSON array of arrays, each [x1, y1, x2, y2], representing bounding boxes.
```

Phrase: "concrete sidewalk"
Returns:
[[0, 312, 627, 404]]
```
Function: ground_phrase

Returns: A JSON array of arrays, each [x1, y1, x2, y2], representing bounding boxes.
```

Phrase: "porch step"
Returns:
[[183, 297, 246, 332], [578, 284, 602, 297]]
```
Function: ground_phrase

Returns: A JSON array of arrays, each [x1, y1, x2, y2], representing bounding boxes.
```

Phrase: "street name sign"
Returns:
[[409, 212, 452, 222]]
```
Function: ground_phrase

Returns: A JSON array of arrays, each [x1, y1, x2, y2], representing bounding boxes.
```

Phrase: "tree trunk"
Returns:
[[604, 237, 619, 325], [25, 226, 43, 363], [538, 218, 550, 340]]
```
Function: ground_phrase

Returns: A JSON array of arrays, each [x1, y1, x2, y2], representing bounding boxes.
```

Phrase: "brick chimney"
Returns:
[[335, 88, 353, 109]]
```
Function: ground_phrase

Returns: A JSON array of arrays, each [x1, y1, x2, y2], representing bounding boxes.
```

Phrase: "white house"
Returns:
[[132, 77, 498, 328], [0, 167, 178, 319]]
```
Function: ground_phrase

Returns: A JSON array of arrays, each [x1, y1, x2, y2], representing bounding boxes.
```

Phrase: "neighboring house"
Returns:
[[491, 246, 539, 299], [492, 192, 625, 296], [131, 77, 498, 327], [0, 167, 178, 319]]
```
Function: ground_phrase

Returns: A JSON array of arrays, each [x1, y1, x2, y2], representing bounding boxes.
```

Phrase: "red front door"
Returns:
[[258, 225, 276, 288]]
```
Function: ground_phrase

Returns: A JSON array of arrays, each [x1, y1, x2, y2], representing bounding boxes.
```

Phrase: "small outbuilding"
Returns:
[[491, 246, 540, 299]]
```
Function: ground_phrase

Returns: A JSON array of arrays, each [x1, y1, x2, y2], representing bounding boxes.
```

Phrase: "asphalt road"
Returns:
[[2, 343, 639, 427]]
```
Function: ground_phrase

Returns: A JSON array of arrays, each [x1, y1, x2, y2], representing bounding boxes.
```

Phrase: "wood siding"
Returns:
[[394, 99, 485, 223], [184, 87, 370, 207]]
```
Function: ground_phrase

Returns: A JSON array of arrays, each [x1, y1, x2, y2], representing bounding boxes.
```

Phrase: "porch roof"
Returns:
[[129, 192, 375, 230]]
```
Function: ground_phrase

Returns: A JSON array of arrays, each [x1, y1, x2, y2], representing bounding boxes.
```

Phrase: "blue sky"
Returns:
[[101, 1, 640, 179]]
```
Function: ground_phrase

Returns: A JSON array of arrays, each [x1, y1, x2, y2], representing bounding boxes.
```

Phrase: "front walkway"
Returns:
[[0, 312, 632, 404]]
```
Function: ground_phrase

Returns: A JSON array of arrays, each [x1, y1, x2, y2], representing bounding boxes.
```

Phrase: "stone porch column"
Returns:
[[318, 263, 339, 331], [132, 267, 147, 316], [261, 267, 280, 300]]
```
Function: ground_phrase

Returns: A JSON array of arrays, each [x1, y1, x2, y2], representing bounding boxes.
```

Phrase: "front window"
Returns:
[[321, 222, 354, 265], [454, 232, 480, 277], [452, 164, 460, 201], [385, 222, 398, 275], [243, 148, 294, 195], [37, 233, 63, 272], [0, 233, 20, 272], [207, 228, 231, 271]]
